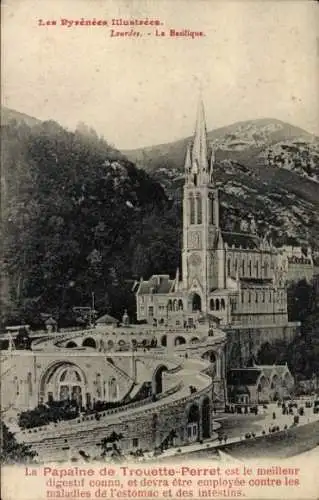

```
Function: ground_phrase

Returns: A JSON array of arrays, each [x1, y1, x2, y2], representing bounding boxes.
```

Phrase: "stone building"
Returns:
[[1, 335, 217, 461], [134, 99, 299, 364], [277, 245, 314, 283], [227, 363, 294, 405]]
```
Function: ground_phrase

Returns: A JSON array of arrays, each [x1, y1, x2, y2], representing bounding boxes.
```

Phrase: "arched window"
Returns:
[[178, 299, 183, 311], [27, 372, 32, 396], [255, 292, 258, 303], [96, 373, 102, 398], [234, 259, 238, 272], [167, 300, 172, 311], [248, 292, 251, 303], [14, 376, 19, 396], [248, 261, 252, 277], [227, 259, 231, 276], [242, 260, 245, 276], [210, 299, 215, 311], [221, 298, 225, 310], [192, 293, 201, 312], [58, 367, 83, 404], [216, 299, 220, 311], [196, 195, 202, 224], [264, 261, 269, 278], [241, 291, 244, 303], [108, 377, 118, 401], [269, 291, 272, 303], [82, 337, 96, 348], [173, 299, 178, 311], [209, 196, 214, 225], [256, 261, 259, 278], [262, 292, 265, 303], [190, 195, 195, 225]]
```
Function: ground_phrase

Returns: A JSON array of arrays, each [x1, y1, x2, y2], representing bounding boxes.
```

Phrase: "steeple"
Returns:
[[192, 98, 209, 172], [182, 94, 222, 299], [184, 96, 212, 186]]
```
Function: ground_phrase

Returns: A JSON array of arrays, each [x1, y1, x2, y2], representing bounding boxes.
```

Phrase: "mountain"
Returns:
[[124, 118, 319, 249], [1, 114, 181, 327], [1, 106, 41, 128]]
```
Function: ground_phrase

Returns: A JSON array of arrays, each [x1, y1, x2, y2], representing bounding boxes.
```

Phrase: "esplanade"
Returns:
[[2, 321, 226, 461]]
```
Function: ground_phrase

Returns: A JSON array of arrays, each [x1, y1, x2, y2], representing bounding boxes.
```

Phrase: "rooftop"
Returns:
[[222, 231, 260, 250], [240, 277, 273, 287], [137, 275, 175, 295]]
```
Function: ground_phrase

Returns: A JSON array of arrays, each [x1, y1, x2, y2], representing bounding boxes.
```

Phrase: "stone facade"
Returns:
[[134, 99, 299, 358], [276, 245, 314, 283], [227, 364, 294, 404], [1, 343, 216, 460]]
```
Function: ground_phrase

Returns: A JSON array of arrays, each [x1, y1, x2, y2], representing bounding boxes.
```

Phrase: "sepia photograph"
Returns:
[[1, 1, 319, 499]]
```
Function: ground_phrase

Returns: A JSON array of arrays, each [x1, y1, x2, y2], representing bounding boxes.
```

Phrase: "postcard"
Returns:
[[1, 1, 319, 499]]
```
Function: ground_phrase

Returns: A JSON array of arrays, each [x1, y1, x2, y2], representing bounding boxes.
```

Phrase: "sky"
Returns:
[[2, 0, 319, 149]]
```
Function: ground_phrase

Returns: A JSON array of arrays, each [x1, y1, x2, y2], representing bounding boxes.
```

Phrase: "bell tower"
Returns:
[[182, 98, 220, 312]]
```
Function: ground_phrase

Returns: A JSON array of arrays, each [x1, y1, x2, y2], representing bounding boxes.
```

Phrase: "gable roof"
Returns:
[[240, 277, 273, 287], [222, 231, 260, 250], [96, 314, 118, 325], [136, 275, 175, 295]]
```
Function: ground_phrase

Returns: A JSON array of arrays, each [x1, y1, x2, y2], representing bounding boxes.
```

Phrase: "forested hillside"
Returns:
[[1, 118, 182, 327]]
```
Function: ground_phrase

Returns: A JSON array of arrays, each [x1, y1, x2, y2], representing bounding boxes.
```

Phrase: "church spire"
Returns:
[[192, 97, 209, 172], [184, 143, 192, 174]]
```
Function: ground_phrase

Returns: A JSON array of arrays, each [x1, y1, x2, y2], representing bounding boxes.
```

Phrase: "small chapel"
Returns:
[[134, 99, 290, 331]]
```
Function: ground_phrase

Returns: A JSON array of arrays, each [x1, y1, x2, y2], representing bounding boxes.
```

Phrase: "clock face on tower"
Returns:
[[189, 231, 201, 249], [188, 253, 202, 266]]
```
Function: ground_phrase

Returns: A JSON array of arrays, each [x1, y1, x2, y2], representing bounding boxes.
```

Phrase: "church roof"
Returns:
[[222, 232, 260, 250], [137, 275, 175, 295], [96, 314, 118, 325], [240, 277, 273, 287], [210, 288, 237, 295], [227, 368, 262, 386], [256, 364, 290, 376], [197, 313, 221, 324]]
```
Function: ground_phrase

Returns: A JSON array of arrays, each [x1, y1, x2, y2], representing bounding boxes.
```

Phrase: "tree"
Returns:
[[99, 432, 124, 462], [287, 279, 316, 322], [0, 423, 37, 464], [2, 119, 170, 325], [14, 327, 31, 350], [257, 340, 287, 365]]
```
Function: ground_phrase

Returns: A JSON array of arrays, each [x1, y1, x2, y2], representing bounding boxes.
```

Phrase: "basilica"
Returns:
[[134, 100, 295, 336]]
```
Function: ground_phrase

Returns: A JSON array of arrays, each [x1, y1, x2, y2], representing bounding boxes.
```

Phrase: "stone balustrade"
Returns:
[[17, 372, 212, 444], [18, 380, 186, 441]]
